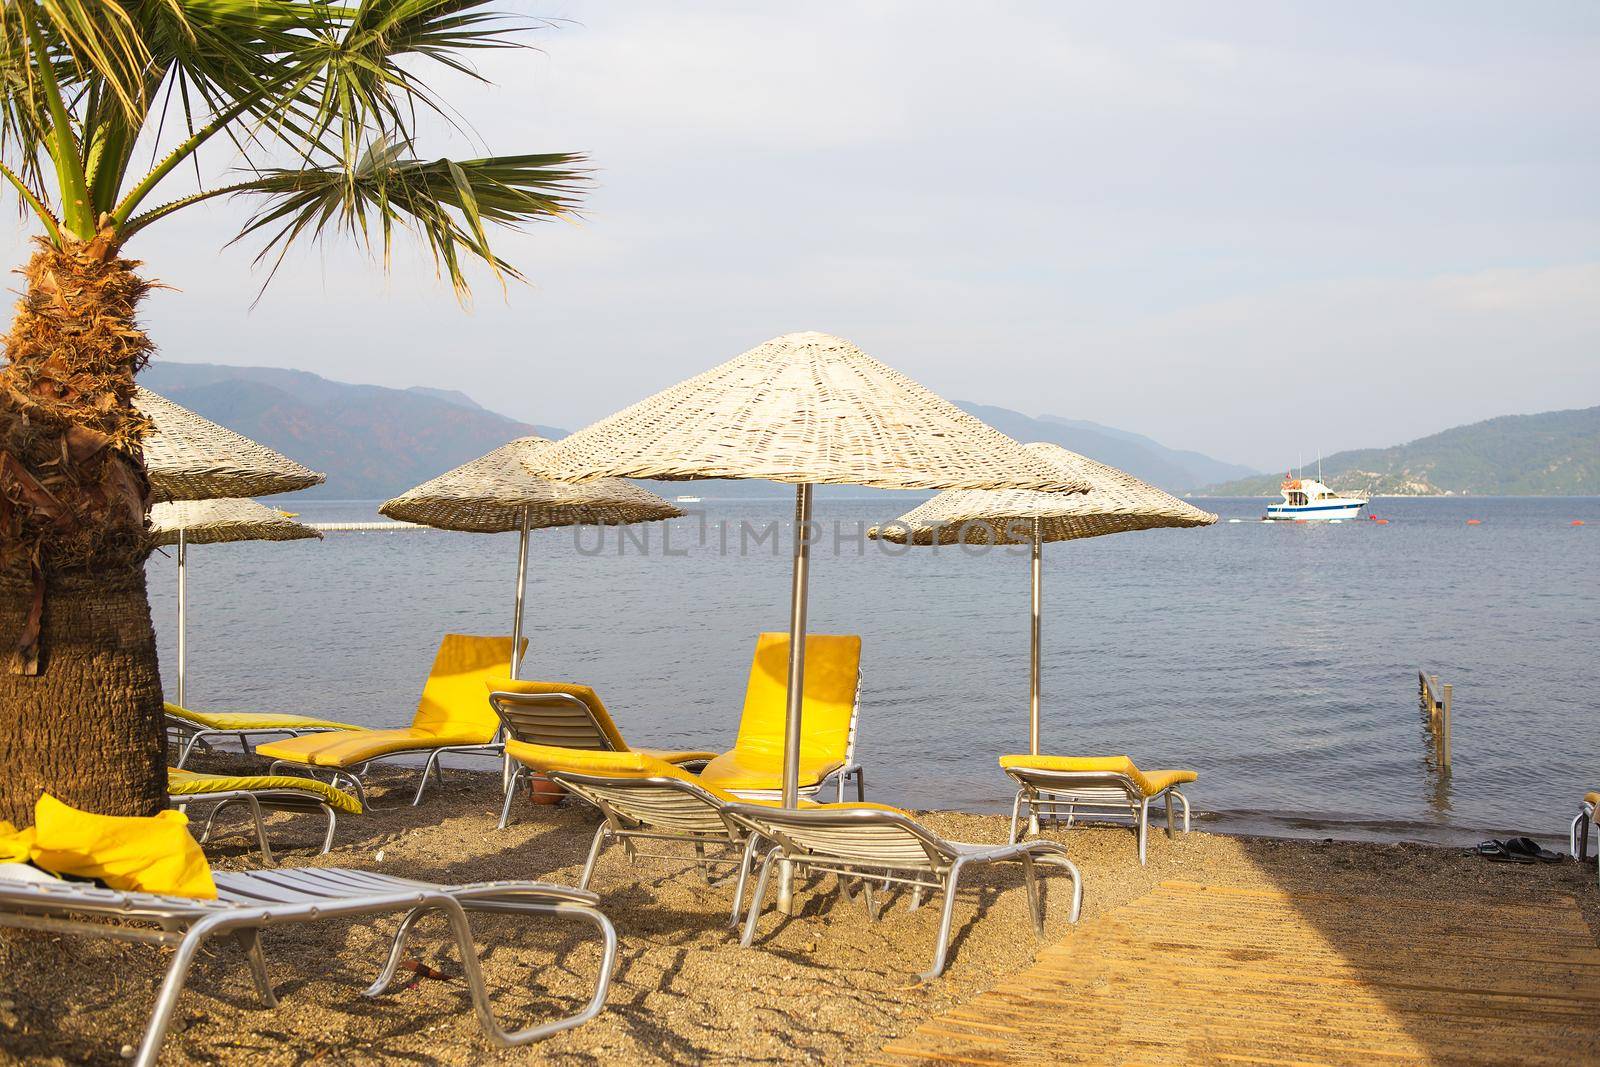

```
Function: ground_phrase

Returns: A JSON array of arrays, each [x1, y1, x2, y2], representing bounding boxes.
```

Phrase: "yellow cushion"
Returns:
[[24, 794, 215, 899], [1585, 791, 1599, 808], [506, 741, 743, 803], [999, 754, 1197, 798], [483, 678, 720, 765], [164, 703, 360, 732], [633, 747, 719, 766], [411, 634, 526, 737], [697, 632, 860, 792], [0, 821, 34, 864], [255, 726, 491, 767], [698, 746, 844, 793], [167, 768, 363, 815], [733, 633, 860, 758]]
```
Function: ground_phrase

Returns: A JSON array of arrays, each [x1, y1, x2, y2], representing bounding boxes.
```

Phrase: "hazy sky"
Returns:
[[5, 2, 1595, 470]]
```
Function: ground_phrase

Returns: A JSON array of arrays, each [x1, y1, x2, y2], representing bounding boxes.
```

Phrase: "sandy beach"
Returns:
[[3, 758, 1593, 1065]]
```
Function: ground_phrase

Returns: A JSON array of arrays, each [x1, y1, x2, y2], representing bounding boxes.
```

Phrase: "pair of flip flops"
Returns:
[[1475, 838, 1566, 864]]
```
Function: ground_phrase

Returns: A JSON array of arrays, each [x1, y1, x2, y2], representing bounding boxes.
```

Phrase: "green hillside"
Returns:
[[1203, 406, 1600, 496]]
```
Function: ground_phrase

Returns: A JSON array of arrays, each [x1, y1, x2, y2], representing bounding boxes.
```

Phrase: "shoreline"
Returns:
[[3, 759, 1593, 1064]]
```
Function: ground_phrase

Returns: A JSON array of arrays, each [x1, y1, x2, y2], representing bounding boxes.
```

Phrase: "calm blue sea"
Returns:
[[146, 495, 1600, 845]]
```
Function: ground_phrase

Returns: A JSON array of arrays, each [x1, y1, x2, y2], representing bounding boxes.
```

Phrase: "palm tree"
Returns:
[[0, 1, 585, 821]]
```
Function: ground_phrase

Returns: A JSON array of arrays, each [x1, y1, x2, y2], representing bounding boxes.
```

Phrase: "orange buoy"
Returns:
[[1574, 520, 1587, 526], [1466, 519, 1482, 525], [1293, 519, 1308, 524], [1374, 518, 1390, 525]]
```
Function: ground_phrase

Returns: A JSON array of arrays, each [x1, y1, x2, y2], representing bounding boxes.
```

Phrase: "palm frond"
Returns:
[[228, 140, 586, 298]]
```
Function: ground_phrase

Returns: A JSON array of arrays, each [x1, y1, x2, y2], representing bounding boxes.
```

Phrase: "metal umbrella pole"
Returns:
[[504, 506, 532, 792], [1028, 516, 1043, 836], [175, 526, 188, 709], [1029, 516, 1042, 754], [510, 506, 531, 678], [777, 483, 813, 913]]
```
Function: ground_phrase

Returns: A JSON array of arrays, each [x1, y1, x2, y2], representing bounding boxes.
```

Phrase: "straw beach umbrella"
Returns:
[[871, 443, 1216, 752], [379, 437, 683, 677], [136, 387, 324, 502], [137, 387, 326, 708], [149, 498, 321, 707], [527, 332, 1088, 822]]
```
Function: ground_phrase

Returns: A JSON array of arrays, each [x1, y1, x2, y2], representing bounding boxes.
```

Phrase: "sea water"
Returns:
[[146, 495, 1600, 845]]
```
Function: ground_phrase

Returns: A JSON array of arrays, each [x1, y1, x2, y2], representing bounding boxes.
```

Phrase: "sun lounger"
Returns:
[[0, 866, 616, 1067], [1570, 791, 1599, 861], [256, 634, 525, 807], [507, 742, 771, 924], [697, 633, 865, 801], [487, 679, 718, 828], [725, 802, 1082, 980], [1000, 755, 1196, 864], [167, 768, 363, 862], [165, 703, 360, 768]]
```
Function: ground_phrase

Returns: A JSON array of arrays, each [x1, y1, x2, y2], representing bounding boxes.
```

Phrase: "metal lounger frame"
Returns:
[[268, 736, 504, 810], [488, 690, 713, 829], [1572, 798, 1596, 863], [0, 866, 615, 1067], [546, 769, 764, 927], [1004, 767, 1191, 865], [166, 713, 349, 769], [724, 803, 1082, 980], [168, 787, 342, 862]]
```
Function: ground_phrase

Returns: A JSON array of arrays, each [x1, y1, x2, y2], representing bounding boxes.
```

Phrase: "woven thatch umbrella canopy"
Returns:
[[527, 331, 1089, 860], [530, 332, 1086, 493], [136, 387, 324, 501], [148, 499, 321, 708], [872, 443, 1217, 753], [380, 437, 682, 676], [149, 498, 322, 546]]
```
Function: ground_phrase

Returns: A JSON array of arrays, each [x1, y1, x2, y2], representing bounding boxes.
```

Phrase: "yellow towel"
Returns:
[[11, 794, 215, 899]]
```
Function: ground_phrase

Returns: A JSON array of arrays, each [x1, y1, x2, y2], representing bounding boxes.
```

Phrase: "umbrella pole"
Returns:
[[1030, 517, 1042, 754], [1028, 517, 1042, 837], [176, 527, 187, 709], [511, 506, 530, 678], [778, 482, 813, 914]]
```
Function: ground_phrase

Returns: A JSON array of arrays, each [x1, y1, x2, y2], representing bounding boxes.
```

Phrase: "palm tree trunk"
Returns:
[[0, 573, 165, 821], [0, 233, 165, 822]]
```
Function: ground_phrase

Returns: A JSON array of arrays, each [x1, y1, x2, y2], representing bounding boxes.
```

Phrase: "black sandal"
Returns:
[[1476, 840, 1534, 864], [1505, 837, 1566, 863]]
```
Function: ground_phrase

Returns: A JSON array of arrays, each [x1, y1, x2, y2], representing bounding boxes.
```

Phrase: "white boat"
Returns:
[[1263, 474, 1367, 521], [674, 495, 702, 503]]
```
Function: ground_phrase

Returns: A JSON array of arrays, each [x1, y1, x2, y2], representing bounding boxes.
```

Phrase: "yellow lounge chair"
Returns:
[[164, 703, 361, 768], [486, 679, 719, 828], [167, 768, 362, 862], [1571, 791, 1599, 861], [725, 801, 1082, 980], [697, 633, 864, 801], [508, 742, 775, 925], [256, 634, 525, 807], [1000, 755, 1196, 865]]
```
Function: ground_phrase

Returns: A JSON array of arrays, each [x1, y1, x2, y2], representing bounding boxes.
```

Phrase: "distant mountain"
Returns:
[[1202, 406, 1600, 497], [956, 403, 1257, 495], [139, 362, 566, 499], [136, 363, 1256, 500]]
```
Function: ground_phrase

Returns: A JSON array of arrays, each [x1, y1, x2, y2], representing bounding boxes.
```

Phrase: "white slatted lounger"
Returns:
[[727, 803, 1082, 981], [0, 867, 616, 1066]]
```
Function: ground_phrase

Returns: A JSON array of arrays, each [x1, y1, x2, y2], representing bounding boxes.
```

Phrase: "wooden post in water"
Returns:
[[1440, 683, 1453, 772], [1418, 669, 1454, 775]]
